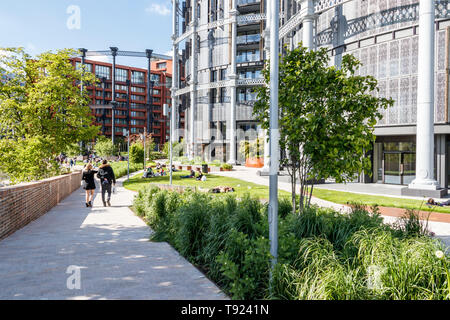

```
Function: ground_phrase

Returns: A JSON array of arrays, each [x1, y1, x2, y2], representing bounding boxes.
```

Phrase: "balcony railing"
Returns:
[[237, 34, 261, 45], [237, 0, 260, 6], [237, 54, 261, 63]]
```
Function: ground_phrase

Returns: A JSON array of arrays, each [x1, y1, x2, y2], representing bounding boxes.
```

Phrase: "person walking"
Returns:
[[97, 160, 116, 207], [82, 163, 98, 208]]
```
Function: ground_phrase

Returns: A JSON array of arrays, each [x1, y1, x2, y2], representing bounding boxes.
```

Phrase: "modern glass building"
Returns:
[[172, 0, 450, 191]]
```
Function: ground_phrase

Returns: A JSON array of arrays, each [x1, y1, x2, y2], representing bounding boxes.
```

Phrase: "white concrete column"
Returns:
[[409, 0, 439, 190], [189, 0, 198, 160], [302, 0, 314, 50], [228, 2, 238, 165]]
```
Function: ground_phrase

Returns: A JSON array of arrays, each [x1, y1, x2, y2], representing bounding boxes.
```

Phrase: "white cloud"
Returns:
[[145, 3, 171, 16], [88, 52, 111, 64]]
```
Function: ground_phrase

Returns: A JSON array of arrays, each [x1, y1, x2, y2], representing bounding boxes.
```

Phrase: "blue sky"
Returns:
[[0, 0, 173, 68]]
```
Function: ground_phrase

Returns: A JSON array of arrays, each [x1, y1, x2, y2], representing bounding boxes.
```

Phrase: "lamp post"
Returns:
[[141, 128, 147, 171], [269, 0, 280, 281], [164, 103, 173, 185]]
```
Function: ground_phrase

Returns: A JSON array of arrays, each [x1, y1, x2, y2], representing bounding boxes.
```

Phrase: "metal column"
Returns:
[[189, 0, 198, 160], [228, 1, 238, 165], [146, 49, 153, 135], [269, 0, 280, 274], [110, 47, 118, 146]]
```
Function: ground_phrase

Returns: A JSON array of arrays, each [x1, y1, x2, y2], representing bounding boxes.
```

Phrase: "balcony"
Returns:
[[237, 0, 261, 14], [237, 34, 261, 46], [236, 51, 261, 64]]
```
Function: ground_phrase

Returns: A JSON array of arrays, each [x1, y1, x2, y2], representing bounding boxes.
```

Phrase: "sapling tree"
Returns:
[[254, 44, 393, 213]]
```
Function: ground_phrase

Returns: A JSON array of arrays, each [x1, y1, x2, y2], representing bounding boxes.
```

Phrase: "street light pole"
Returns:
[[170, 105, 173, 186], [127, 130, 130, 181], [269, 0, 280, 279], [144, 128, 147, 170]]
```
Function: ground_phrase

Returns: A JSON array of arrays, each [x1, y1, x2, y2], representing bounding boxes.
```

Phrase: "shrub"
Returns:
[[132, 188, 450, 300], [174, 192, 212, 263], [221, 163, 233, 170]]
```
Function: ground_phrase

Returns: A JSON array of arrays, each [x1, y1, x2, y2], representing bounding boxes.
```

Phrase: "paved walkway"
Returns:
[[0, 172, 227, 300], [211, 166, 450, 247]]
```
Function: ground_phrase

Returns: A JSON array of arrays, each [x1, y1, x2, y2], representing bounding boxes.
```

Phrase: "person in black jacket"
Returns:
[[82, 163, 98, 208], [97, 160, 116, 207]]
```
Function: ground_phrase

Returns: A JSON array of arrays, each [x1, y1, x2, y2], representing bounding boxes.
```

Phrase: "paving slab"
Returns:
[[0, 172, 227, 300]]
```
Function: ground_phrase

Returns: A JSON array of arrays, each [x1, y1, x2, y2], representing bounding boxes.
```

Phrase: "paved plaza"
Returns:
[[0, 172, 227, 300]]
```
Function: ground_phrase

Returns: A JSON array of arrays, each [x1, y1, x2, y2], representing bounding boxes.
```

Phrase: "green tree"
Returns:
[[65, 142, 83, 158], [0, 48, 99, 183], [254, 45, 393, 213], [129, 143, 144, 168], [94, 136, 115, 158]]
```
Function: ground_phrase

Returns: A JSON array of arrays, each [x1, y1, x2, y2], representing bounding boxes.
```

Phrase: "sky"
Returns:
[[0, 0, 174, 69]]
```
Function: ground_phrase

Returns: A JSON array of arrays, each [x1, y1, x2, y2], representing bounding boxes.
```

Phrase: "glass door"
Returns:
[[383, 152, 416, 185], [402, 153, 416, 185], [384, 153, 401, 185]]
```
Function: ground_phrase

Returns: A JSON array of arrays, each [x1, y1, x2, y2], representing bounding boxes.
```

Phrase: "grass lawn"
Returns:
[[312, 187, 450, 214], [123, 169, 450, 214], [124, 170, 291, 200]]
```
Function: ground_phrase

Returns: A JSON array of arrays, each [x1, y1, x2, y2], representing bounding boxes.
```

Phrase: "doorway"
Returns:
[[383, 152, 416, 185]]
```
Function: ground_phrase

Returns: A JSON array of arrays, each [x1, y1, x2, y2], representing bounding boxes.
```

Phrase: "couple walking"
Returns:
[[82, 160, 116, 208]]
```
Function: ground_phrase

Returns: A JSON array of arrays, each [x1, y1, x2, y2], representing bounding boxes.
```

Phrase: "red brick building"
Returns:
[[71, 58, 184, 147]]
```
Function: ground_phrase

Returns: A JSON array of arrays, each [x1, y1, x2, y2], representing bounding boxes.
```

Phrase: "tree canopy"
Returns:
[[254, 45, 393, 212], [0, 48, 99, 183]]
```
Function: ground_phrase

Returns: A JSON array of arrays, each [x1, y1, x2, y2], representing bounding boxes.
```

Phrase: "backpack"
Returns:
[[98, 168, 111, 185]]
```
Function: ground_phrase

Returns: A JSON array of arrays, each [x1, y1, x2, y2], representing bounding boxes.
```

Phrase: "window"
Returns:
[[76, 62, 93, 72], [166, 77, 172, 87], [131, 95, 145, 101], [210, 88, 217, 103], [131, 71, 145, 84], [115, 84, 128, 91], [210, 70, 218, 82], [220, 69, 227, 81], [115, 68, 128, 82], [131, 86, 145, 93], [150, 74, 161, 84], [95, 65, 111, 80], [152, 89, 161, 95], [157, 62, 167, 69], [131, 111, 145, 118], [115, 92, 127, 100]]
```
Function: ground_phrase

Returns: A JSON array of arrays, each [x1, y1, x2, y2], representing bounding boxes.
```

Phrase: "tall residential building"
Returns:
[[172, 0, 450, 193], [71, 57, 184, 147]]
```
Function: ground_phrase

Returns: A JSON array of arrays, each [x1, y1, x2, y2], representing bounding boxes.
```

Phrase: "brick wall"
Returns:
[[0, 171, 82, 241]]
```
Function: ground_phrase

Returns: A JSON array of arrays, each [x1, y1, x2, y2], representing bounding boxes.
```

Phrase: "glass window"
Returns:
[[76, 62, 93, 72], [151, 74, 161, 83], [115, 68, 128, 82], [131, 95, 145, 101], [131, 71, 145, 84], [157, 62, 167, 69], [131, 86, 146, 93], [95, 65, 111, 80]]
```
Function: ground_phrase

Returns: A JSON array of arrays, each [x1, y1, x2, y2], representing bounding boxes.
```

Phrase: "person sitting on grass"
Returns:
[[196, 168, 204, 181], [181, 169, 196, 179], [143, 167, 154, 179], [427, 198, 450, 207]]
